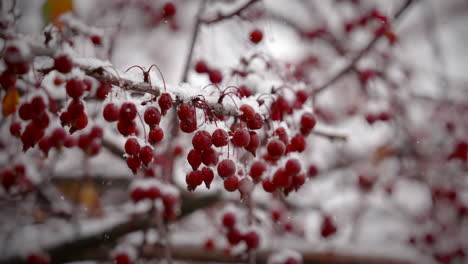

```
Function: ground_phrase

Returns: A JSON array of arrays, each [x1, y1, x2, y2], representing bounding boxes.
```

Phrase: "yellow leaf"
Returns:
[[42, 0, 73, 27], [79, 181, 101, 210], [2, 88, 19, 117]]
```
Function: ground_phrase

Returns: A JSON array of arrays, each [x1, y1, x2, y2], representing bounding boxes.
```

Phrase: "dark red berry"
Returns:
[[245, 131, 259, 156], [240, 104, 255, 121], [0, 71, 16, 89], [195, 60, 209, 73], [148, 126, 164, 144], [54, 55, 73, 74], [222, 212, 236, 229], [300, 112, 316, 134], [90, 35, 102, 46], [250, 161, 266, 181], [187, 149, 202, 170], [224, 176, 239, 192], [249, 29, 263, 44], [247, 113, 264, 130], [125, 138, 140, 155], [131, 187, 145, 203], [208, 70, 223, 84], [66, 79, 84, 99], [177, 103, 196, 122], [201, 147, 218, 166], [162, 2, 176, 18], [290, 134, 306, 152], [217, 159, 236, 178], [243, 231, 260, 249], [120, 103, 137, 121], [158, 93, 173, 115], [262, 178, 276, 192], [10, 122, 21, 137], [231, 128, 250, 147], [1, 169, 15, 191], [285, 158, 301, 176], [201, 166, 214, 189], [321, 215, 337, 238], [103, 103, 119, 122], [267, 139, 286, 157], [139, 146, 153, 165], [227, 228, 242, 245], [192, 130, 212, 151], [95, 82, 111, 100], [117, 120, 136, 136], [144, 107, 161, 127], [212, 129, 229, 147], [186, 170, 203, 190], [127, 156, 142, 174]]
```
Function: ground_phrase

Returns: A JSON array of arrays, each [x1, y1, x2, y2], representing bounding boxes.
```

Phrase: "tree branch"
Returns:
[[199, 0, 260, 24]]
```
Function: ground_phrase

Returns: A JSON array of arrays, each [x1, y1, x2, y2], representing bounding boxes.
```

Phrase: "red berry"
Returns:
[[146, 186, 161, 200], [139, 146, 153, 165], [308, 165, 318, 178], [227, 228, 242, 245], [295, 90, 308, 106], [275, 127, 289, 144], [204, 238, 215, 251], [321, 215, 337, 238], [208, 70, 223, 84], [95, 82, 111, 99], [187, 149, 202, 170], [192, 130, 212, 151], [222, 212, 236, 229], [231, 128, 250, 147], [78, 134, 92, 150], [67, 100, 85, 119], [246, 113, 264, 130], [290, 134, 306, 152], [158, 93, 173, 115], [120, 103, 137, 121], [262, 178, 276, 192], [127, 156, 142, 174], [31, 96, 46, 113], [250, 161, 266, 181], [1, 169, 15, 191], [186, 170, 203, 191], [245, 131, 259, 156], [285, 158, 301, 176], [195, 60, 209, 73], [201, 147, 218, 166], [144, 107, 161, 127], [90, 126, 103, 138], [72, 113, 88, 132], [224, 176, 239, 192], [125, 138, 140, 155], [114, 253, 132, 264], [212, 129, 229, 147], [243, 231, 260, 249], [0, 71, 16, 89], [177, 103, 196, 122], [14, 164, 25, 175], [54, 55, 73, 73], [148, 126, 164, 144], [18, 103, 33, 120], [63, 136, 75, 148], [66, 79, 84, 99], [117, 120, 136, 136], [103, 103, 119, 122], [249, 29, 263, 44], [267, 139, 286, 157], [217, 159, 236, 178], [240, 104, 255, 121], [239, 177, 254, 195], [10, 122, 21, 137], [180, 120, 197, 133], [300, 112, 316, 134], [33, 113, 50, 129], [90, 35, 102, 46], [273, 168, 290, 187], [88, 141, 101, 156], [201, 166, 214, 189], [162, 2, 176, 18]]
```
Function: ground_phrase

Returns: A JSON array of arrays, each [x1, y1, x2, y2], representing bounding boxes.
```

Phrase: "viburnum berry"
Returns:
[[177, 103, 196, 122], [231, 128, 250, 147], [117, 120, 137, 136], [195, 60, 209, 73], [120, 103, 137, 121], [148, 126, 164, 144], [201, 147, 218, 166], [186, 170, 203, 191], [95, 82, 111, 100], [308, 165, 318, 178], [90, 35, 102, 46], [201, 166, 214, 188], [224, 176, 239, 192], [31, 96, 46, 113], [89, 126, 103, 138], [217, 159, 236, 178], [300, 112, 316, 135], [290, 134, 306, 152], [10, 122, 21, 137], [267, 139, 286, 157], [162, 2, 176, 18], [0, 71, 16, 89], [243, 231, 260, 249], [250, 161, 266, 181], [245, 131, 260, 156], [139, 146, 153, 165], [212, 129, 229, 147], [67, 100, 85, 119], [273, 168, 290, 187], [240, 104, 255, 121], [262, 178, 276, 193], [321, 215, 337, 238], [144, 107, 161, 127], [246, 113, 264, 130], [71, 113, 88, 132], [66, 79, 84, 99], [222, 212, 236, 229], [208, 69, 223, 84], [103, 103, 119, 122], [180, 120, 197, 133], [187, 149, 202, 170], [285, 158, 301, 176], [127, 156, 142, 174], [125, 138, 140, 155], [158, 93, 173, 115], [227, 228, 242, 245], [54, 55, 73, 74], [78, 134, 92, 150], [192, 130, 212, 151], [249, 29, 263, 44]]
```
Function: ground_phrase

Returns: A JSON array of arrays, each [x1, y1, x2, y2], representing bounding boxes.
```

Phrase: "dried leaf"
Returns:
[[2, 88, 19, 117], [42, 0, 73, 27]]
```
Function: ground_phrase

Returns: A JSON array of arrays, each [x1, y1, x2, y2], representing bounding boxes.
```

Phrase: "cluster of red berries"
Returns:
[[344, 9, 396, 44], [125, 138, 153, 174], [2, 45, 31, 78], [270, 207, 296, 233], [177, 102, 197, 133], [130, 183, 180, 220], [1, 164, 33, 194], [261, 158, 305, 195], [365, 111, 391, 125], [221, 212, 260, 250], [194, 60, 223, 84], [59, 78, 93, 133], [17, 96, 50, 151], [271, 92, 311, 122]]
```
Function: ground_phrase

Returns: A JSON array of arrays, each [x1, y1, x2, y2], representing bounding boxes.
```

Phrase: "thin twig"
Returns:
[[199, 0, 260, 24]]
